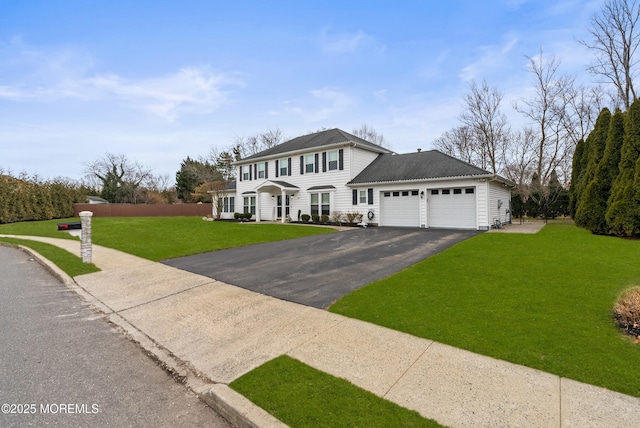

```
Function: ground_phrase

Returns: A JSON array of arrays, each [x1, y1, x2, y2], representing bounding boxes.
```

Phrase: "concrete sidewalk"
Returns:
[[4, 234, 640, 427]]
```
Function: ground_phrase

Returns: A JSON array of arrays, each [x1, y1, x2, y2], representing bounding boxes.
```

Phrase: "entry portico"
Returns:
[[254, 180, 299, 223]]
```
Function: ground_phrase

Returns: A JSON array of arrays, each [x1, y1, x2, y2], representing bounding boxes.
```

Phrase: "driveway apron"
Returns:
[[162, 227, 479, 309]]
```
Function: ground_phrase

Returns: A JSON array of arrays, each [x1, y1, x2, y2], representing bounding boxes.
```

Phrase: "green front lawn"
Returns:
[[230, 355, 442, 427], [0, 237, 100, 277], [0, 217, 335, 261], [330, 223, 640, 397]]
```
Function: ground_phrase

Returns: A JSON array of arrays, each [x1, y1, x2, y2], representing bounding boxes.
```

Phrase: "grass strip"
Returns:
[[330, 223, 640, 397], [230, 355, 443, 427], [0, 217, 335, 261], [0, 237, 100, 277]]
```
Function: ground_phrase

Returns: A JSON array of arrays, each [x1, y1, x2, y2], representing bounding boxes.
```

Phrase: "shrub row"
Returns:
[[233, 212, 253, 220], [300, 211, 363, 225], [0, 173, 88, 224]]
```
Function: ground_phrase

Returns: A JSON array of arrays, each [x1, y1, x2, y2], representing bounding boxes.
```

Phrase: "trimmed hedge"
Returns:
[[0, 173, 88, 224]]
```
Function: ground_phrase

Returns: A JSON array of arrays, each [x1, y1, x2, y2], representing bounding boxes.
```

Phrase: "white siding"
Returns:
[[488, 181, 511, 227], [235, 144, 381, 220]]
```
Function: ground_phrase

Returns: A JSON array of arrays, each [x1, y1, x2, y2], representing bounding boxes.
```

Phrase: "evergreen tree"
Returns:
[[574, 108, 611, 226], [568, 138, 586, 217], [175, 157, 222, 202], [576, 108, 625, 233], [607, 99, 640, 236]]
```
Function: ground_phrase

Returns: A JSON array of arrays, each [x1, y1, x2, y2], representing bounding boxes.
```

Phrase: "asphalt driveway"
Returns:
[[162, 227, 480, 309]]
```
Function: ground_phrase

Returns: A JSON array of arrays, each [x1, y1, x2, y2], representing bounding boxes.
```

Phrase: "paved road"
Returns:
[[0, 245, 231, 428], [164, 227, 479, 308]]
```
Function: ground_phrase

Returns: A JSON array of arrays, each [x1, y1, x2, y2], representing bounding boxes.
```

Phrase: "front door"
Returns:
[[277, 195, 290, 218]]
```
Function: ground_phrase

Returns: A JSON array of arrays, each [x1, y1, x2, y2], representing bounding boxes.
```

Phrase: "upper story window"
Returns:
[[328, 150, 338, 170], [242, 166, 250, 181], [279, 158, 288, 176], [305, 154, 315, 173], [257, 162, 265, 179]]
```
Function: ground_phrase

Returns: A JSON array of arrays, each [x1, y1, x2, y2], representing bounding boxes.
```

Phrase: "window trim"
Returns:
[[279, 157, 288, 176], [327, 150, 339, 171], [305, 154, 315, 173], [243, 196, 256, 216]]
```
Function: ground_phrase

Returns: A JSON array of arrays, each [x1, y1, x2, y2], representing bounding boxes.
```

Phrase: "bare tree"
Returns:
[[460, 80, 510, 174], [514, 51, 576, 185], [433, 126, 478, 165], [503, 127, 537, 187], [83, 153, 154, 203], [580, 0, 640, 109], [351, 124, 391, 148], [233, 128, 283, 159]]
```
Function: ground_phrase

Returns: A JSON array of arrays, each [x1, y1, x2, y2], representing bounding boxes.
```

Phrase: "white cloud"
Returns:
[[319, 28, 371, 54], [0, 39, 242, 120], [459, 33, 519, 82]]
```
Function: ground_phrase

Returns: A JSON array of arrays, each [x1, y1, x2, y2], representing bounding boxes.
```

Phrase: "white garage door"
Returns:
[[428, 187, 476, 229], [380, 190, 420, 227]]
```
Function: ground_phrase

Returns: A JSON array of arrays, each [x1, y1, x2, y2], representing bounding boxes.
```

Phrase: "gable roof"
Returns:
[[348, 150, 509, 184], [240, 128, 392, 162]]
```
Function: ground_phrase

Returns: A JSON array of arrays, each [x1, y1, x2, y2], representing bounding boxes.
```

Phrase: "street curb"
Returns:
[[2, 242, 286, 428], [195, 384, 288, 428]]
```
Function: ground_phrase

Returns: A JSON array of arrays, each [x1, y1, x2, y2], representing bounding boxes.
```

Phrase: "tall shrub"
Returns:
[[574, 108, 611, 226], [607, 99, 640, 236], [576, 108, 625, 234]]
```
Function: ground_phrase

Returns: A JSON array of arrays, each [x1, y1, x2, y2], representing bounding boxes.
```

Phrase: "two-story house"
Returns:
[[216, 128, 514, 230]]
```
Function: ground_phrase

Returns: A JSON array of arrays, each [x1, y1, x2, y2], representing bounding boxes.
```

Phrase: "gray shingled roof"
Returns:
[[241, 128, 391, 161], [348, 150, 496, 184]]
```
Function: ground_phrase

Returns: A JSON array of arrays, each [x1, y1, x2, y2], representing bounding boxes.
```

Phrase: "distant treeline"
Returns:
[[0, 173, 89, 224]]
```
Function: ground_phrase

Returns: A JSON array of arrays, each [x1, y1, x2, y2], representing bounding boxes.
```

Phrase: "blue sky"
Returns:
[[0, 0, 603, 181]]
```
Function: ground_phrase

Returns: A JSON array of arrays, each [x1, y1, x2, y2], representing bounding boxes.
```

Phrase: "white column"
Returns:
[[281, 189, 286, 223], [256, 192, 261, 223], [79, 211, 93, 263]]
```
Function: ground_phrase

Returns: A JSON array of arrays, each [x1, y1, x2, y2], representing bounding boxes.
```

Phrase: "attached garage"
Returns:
[[380, 190, 420, 227], [428, 187, 476, 229]]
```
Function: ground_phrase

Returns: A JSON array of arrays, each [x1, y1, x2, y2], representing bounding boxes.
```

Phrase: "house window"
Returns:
[[328, 150, 338, 170], [257, 163, 265, 179], [402, 191, 409, 196], [243, 196, 256, 215], [392, 191, 400, 196], [242, 166, 249, 181], [431, 189, 439, 195], [311, 192, 330, 216], [305, 154, 315, 173], [279, 158, 288, 176], [453, 188, 462, 194], [223, 196, 235, 213], [411, 190, 419, 196], [465, 188, 475, 194], [384, 192, 391, 197], [359, 190, 366, 204], [442, 189, 450, 195]]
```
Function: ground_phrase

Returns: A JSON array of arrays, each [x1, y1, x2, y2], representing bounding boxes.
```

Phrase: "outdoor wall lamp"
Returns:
[[420, 190, 424, 199], [271, 195, 275, 200]]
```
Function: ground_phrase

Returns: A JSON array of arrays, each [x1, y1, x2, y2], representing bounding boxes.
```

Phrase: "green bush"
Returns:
[[243, 212, 253, 220], [301, 214, 310, 222], [311, 214, 320, 223], [0, 172, 87, 224], [320, 214, 329, 223]]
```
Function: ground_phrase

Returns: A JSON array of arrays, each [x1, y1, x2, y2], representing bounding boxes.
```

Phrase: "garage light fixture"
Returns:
[[420, 191, 424, 199]]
